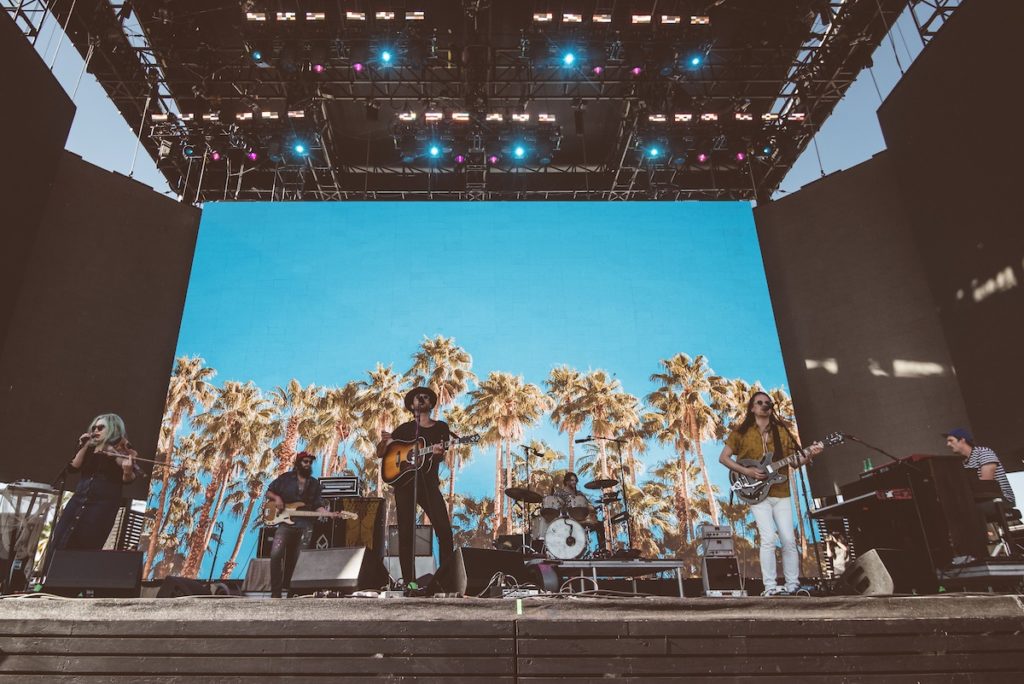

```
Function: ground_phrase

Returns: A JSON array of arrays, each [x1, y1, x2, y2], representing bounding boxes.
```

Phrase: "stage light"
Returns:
[[513, 145, 526, 160], [689, 55, 702, 67], [428, 144, 441, 158], [592, 66, 604, 75], [246, 150, 259, 162], [353, 62, 365, 73], [562, 52, 576, 67], [293, 142, 308, 155], [210, 150, 222, 162], [381, 50, 393, 65], [182, 144, 197, 158], [631, 66, 643, 76], [312, 63, 326, 74], [735, 151, 747, 162], [696, 152, 709, 164], [647, 146, 662, 159], [454, 154, 467, 164]]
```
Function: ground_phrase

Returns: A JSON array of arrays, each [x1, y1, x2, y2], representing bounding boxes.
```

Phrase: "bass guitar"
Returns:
[[381, 434, 481, 486], [262, 501, 358, 527], [729, 432, 844, 505]]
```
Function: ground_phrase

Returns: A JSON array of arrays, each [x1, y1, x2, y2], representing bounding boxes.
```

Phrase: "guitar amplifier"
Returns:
[[697, 537, 735, 557], [320, 476, 360, 498], [697, 523, 733, 539]]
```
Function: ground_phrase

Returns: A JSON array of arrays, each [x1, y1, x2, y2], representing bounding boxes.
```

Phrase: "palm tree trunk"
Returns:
[[493, 442, 503, 539], [448, 453, 458, 518], [504, 441, 514, 533], [675, 442, 693, 542], [598, 440, 609, 478], [276, 416, 299, 474], [567, 430, 576, 472], [182, 455, 231, 577], [203, 476, 230, 551], [220, 497, 257, 579], [143, 410, 182, 578], [688, 412, 720, 525]]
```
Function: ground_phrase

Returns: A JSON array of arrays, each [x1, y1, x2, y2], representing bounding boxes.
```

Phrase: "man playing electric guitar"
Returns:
[[265, 451, 329, 598], [718, 391, 823, 596], [375, 387, 455, 593]]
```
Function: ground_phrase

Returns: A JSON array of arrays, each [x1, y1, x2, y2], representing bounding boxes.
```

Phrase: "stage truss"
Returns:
[[3, 1, 957, 202]]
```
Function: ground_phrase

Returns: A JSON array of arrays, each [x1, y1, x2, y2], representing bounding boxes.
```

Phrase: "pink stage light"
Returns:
[[455, 154, 467, 164], [312, 63, 326, 74], [487, 155, 499, 165], [592, 66, 604, 75], [210, 150, 222, 161], [631, 66, 642, 76], [735, 151, 746, 162], [697, 152, 709, 163], [353, 62, 365, 73], [246, 151, 259, 161]]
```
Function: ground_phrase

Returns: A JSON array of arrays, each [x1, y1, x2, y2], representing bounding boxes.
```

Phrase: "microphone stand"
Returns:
[[207, 521, 224, 583], [38, 464, 72, 581], [593, 436, 634, 553]]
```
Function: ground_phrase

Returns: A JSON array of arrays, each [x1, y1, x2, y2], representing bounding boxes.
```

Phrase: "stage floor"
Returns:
[[1, 593, 1023, 682]]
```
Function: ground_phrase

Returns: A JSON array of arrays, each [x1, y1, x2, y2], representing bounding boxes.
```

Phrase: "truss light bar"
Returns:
[[346, 11, 366, 21], [150, 113, 169, 122], [538, 114, 556, 123], [648, 114, 667, 123], [424, 111, 443, 122], [533, 13, 553, 22], [406, 11, 424, 21], [563, 13, 582, 23], [287, 110, 305, 119], [202, 113, 219, 122], [306, 12, 326, 21], [451, 112, 470, 122], [632, 15, 652, 25], [375, 11, 396, 21], [735, 112, 754, 121], [787, 112, 806, 122], [261, 111, 279, 120], [593, 13, 612, 23], [236, 112, 254, 121], [276, 12, 296, 21], [512, 113, 530, 122], [691, 16, 711, 25], [674, 113, 693, 122], [398, 112, 417, 121], [700, 113, 719, 122], [179, 113, 194, 122], [762, 113, 780, 122], [661, 15, 682, 25], [486, 113, 504, 122], [245, 12, 267, 22]]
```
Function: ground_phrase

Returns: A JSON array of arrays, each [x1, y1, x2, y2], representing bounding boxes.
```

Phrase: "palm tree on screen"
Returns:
[[145, 356, 216, 579], [405, 335, 476, 417], [219, 444, 277, 578], [271, 379, 322, 474], [358, 364, 408, 496], [546, 366, 586, 471], [307, 381, 364, 476]]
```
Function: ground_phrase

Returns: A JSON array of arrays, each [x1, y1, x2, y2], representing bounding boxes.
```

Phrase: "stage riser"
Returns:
[[0, 598, 1021, 681]]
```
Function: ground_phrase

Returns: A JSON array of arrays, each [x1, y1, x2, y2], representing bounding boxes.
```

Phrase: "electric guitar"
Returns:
[[380, 434, 481, 486], [262, 501, 358, 527], [729, 432, 844, 505]]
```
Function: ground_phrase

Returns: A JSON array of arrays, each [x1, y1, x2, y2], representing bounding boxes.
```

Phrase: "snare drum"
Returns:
[[544, 518, 589, 560]]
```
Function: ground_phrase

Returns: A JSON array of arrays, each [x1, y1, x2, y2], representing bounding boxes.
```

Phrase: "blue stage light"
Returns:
[[690, 55, 702, 67], [381, 50, 393, 64], [293, 143, 307, 155], [562, 52, 575, 66], [513, 145, 526, 160], [647, 146, 661, 159], [251, 49, 263, 62], [428, 144, 441, 158]]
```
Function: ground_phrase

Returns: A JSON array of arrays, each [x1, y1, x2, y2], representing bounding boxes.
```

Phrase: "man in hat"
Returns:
[[944, 428, 1016, 506], [376, 387, 454, 592], [265, 451, 328, 598]]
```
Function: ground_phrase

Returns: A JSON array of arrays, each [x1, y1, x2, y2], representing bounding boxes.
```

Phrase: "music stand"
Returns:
[[0, 481, 57, 593]]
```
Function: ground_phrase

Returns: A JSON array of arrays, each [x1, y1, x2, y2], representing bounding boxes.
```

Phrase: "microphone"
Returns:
[[574, 437, 594, 443]]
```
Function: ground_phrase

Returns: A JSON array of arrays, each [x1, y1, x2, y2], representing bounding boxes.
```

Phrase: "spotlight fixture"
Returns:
[[210, 149, 222, 162], [428, 144, 442, 158], [293, 142, 308, 155], [513, 145, 527, 160], [696, 152, 710, 164], [735, 151, 747, 162], [562, 52, 575, 67], [182, 143, 197, 158], [246, 150, 259, 161], [353, 62, 365, 73], [380, 50, 393, 65]]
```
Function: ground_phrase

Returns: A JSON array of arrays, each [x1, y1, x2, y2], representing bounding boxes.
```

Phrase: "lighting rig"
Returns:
[[24, 1, 920, 201]]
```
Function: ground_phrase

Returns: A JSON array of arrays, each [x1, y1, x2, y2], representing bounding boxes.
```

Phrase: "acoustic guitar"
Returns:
[[380, 435, 481, 486]]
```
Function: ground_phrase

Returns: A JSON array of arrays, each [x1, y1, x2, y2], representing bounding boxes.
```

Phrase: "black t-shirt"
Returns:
[[391, 419, 451, 483]]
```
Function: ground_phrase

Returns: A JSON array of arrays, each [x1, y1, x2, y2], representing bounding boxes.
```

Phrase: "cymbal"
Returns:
[[583, 478, 619, 490], [504, 487, 543, 504]]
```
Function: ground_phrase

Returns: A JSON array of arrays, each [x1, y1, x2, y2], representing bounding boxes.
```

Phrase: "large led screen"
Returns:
[[146, 202, 806, 582]]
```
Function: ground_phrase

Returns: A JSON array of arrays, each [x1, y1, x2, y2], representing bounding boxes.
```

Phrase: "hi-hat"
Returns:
[[504, 487, 543, 504], [584, 478, 619, 490]]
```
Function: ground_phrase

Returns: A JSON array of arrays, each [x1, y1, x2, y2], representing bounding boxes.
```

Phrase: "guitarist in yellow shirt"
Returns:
[[718, 391, 822, 596], [376, 387, 455, 593]]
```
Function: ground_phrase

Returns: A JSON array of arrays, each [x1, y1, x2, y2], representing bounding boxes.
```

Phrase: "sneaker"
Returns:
[[761, 585, 788, 597]]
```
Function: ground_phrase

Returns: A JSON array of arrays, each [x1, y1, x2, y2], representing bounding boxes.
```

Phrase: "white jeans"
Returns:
[[749, 496, 799, 591]]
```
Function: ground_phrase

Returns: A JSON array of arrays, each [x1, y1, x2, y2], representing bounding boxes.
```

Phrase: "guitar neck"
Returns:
[[768, 449, 806, 472]]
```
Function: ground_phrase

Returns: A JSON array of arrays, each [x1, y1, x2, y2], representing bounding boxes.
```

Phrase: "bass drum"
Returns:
[[544, 518, 588, 560]]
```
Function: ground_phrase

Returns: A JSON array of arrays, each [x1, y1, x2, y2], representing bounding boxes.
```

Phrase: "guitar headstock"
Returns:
[[462, 434, 481, 445]]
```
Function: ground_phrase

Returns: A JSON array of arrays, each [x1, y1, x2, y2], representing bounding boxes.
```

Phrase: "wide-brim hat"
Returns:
[[404, 386, 438, 411]]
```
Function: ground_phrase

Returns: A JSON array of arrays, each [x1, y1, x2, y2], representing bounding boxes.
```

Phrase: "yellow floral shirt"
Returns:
[[725, 424, 798, 498]]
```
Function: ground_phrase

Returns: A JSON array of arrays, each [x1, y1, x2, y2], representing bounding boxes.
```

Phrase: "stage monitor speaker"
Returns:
[[701, 556, 743, 594], [386, 524, 433, 557], [842, 548, 935, 595], [157, 575, 210, 597], [427, 547, 527, 596], [289, 546, 388, 592], [44, 550, 142, 597], [384, 555, 435, 582]]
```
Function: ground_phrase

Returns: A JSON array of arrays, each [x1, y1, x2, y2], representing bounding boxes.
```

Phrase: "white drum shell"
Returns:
[[544, 518, 588, 560]]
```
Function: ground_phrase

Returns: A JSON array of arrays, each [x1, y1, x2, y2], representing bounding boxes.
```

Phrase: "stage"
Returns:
[[1, 594, 1022, 682]]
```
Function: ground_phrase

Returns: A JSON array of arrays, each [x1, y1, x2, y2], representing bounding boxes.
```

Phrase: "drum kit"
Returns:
[[503, 476, 624, 561]]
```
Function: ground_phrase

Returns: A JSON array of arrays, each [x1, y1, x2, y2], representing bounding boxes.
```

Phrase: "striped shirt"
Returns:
[[964, 446, 1015, 506]]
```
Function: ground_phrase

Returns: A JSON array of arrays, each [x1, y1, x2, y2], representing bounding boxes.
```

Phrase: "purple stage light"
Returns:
[[353, 62, 365, 73], [312, 64, 326, 74], [246, 151, 259, 161], [631, 66, 642, 76], [488, 155, 499, 165], [210, 150, 222, 161], [697, 152, 709, 163], [455, 154, 467, 164], [592, 66, 604, 75], [735, 151, 746, 162]]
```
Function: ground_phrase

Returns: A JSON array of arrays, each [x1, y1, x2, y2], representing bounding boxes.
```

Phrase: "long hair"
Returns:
[[735, 392, 785, 458], [88, 413, 126, 451]]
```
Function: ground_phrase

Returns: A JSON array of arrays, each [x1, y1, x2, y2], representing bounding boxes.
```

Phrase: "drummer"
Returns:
[[554, 472, 584, 510]]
